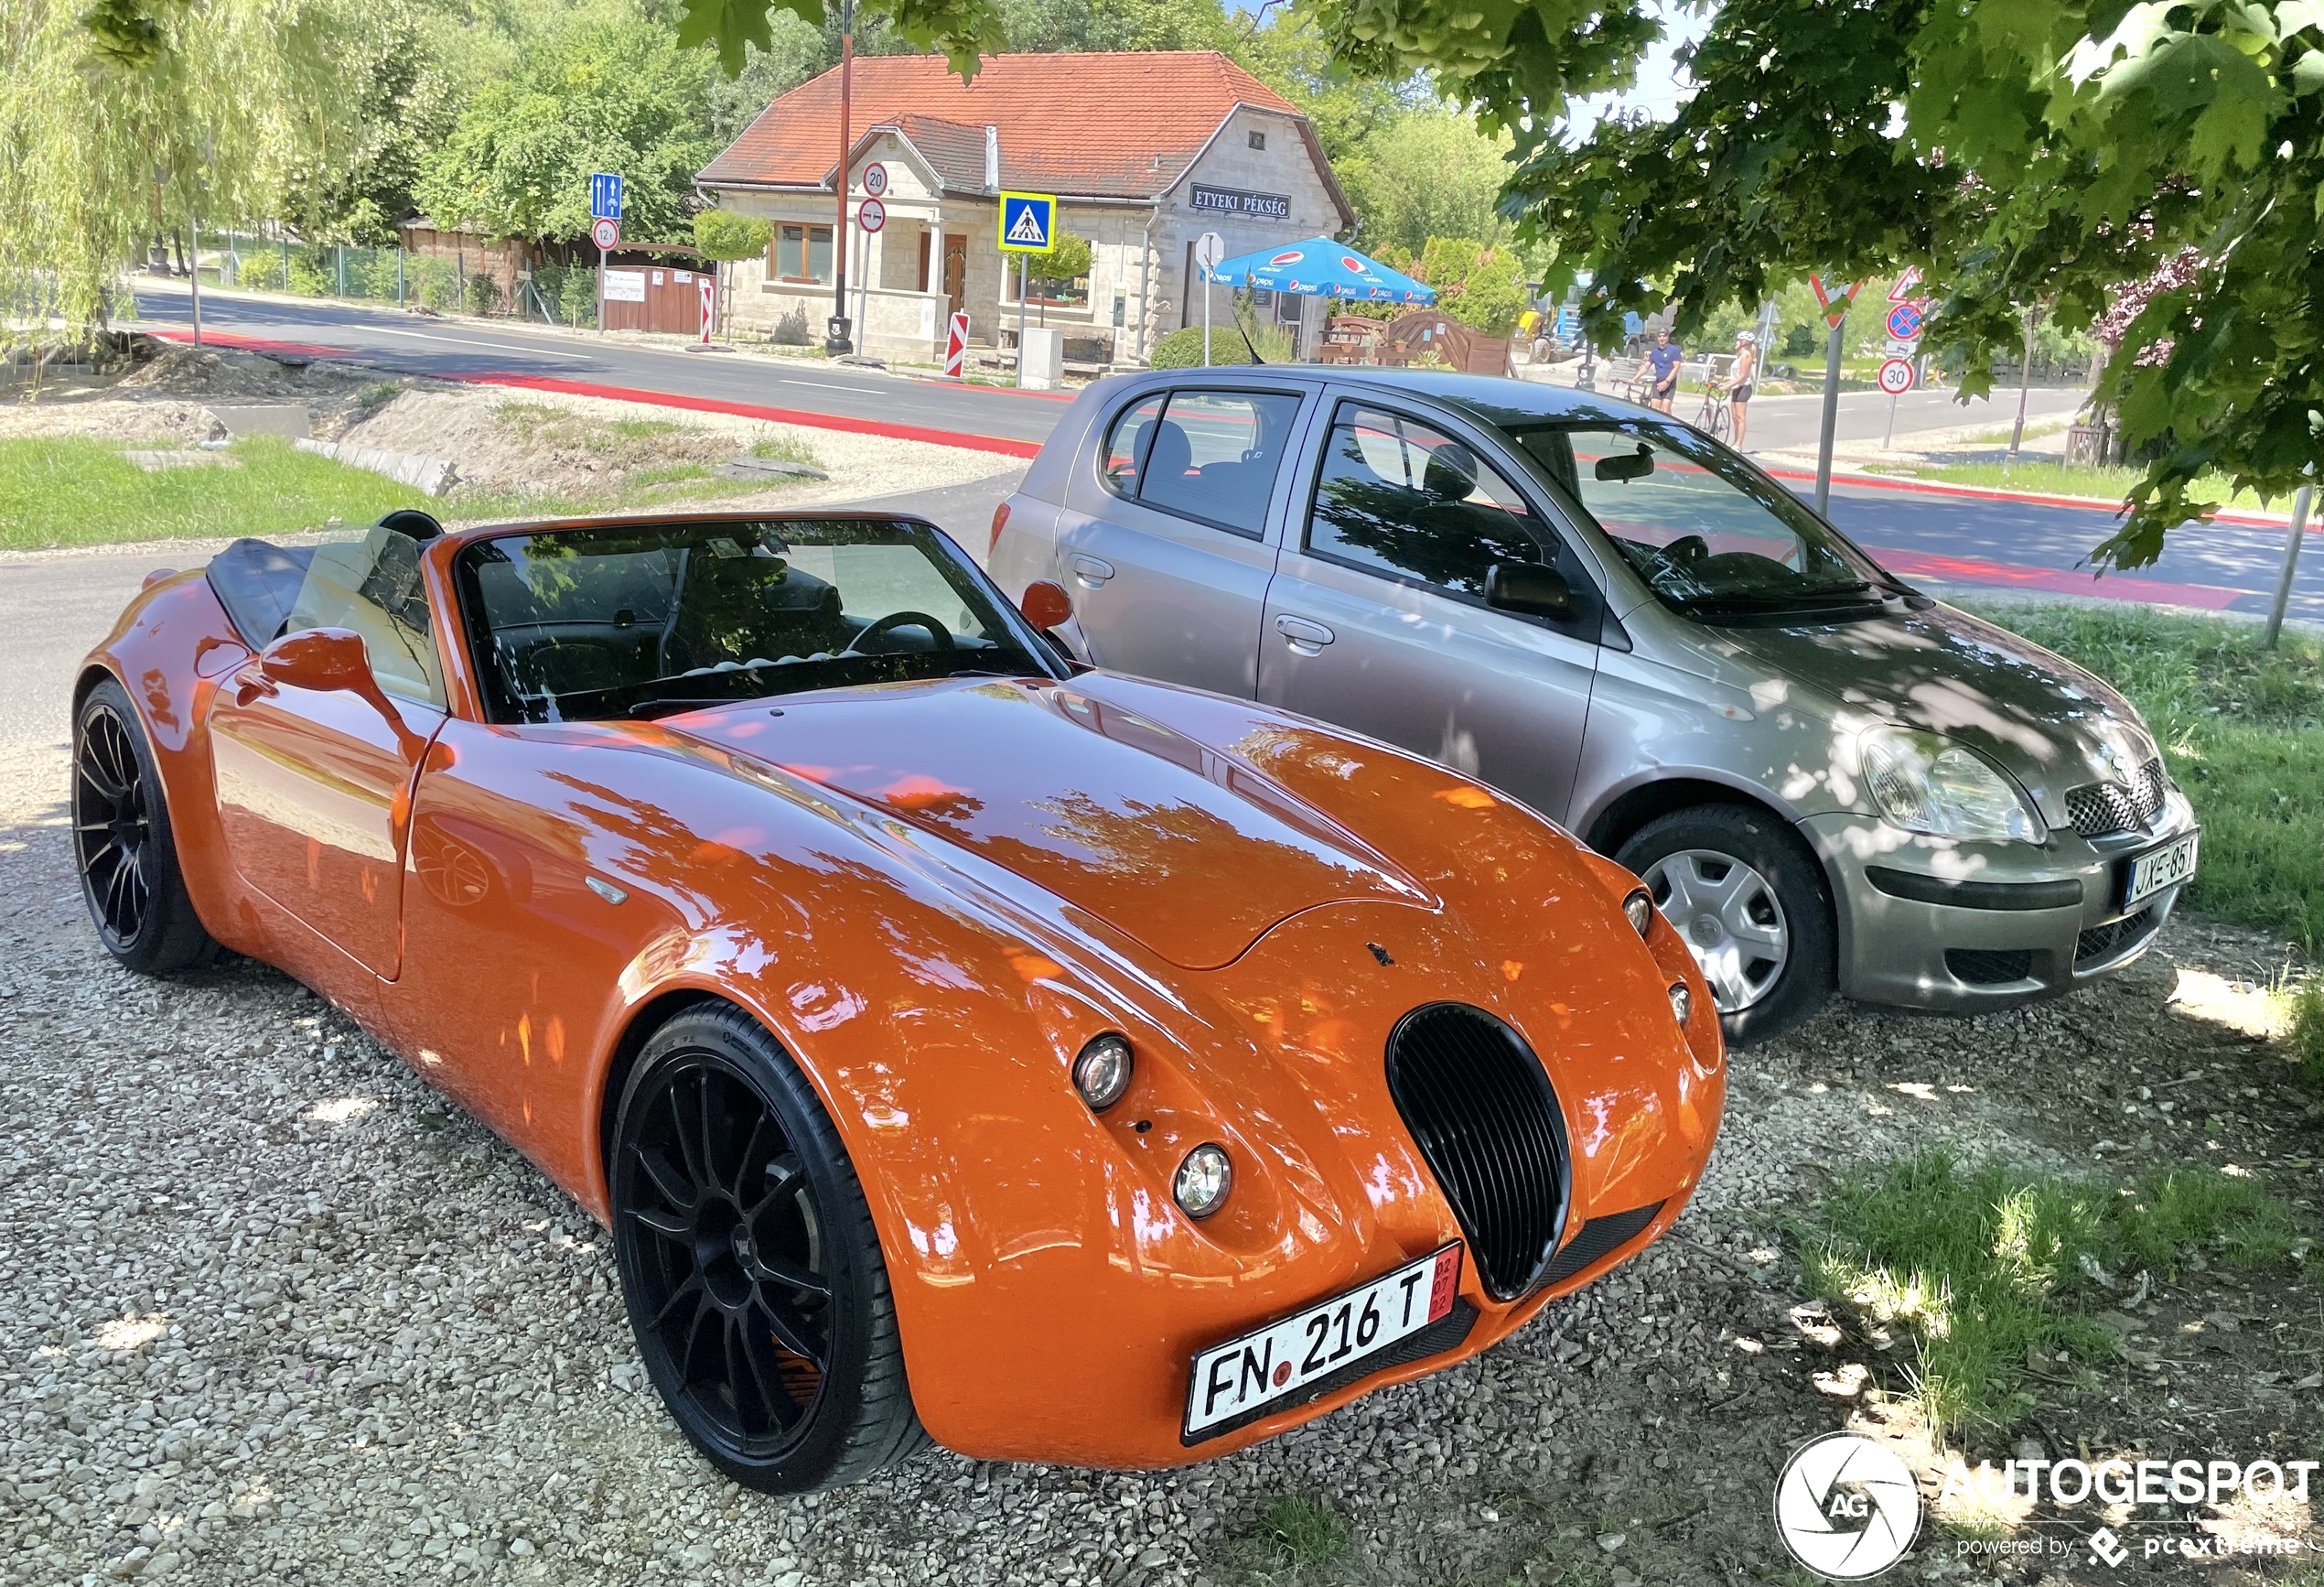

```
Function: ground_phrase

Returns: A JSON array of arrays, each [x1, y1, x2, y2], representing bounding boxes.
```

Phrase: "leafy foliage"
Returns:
[[413, 5, 722, 243], [1, 0, 348, 337], [1024, 229, 1091, 286], [274, 0, 457, 244], [694, 209, 774, 261], [1313, 0, 2323, 568], [1336, 108, 1514, 258]]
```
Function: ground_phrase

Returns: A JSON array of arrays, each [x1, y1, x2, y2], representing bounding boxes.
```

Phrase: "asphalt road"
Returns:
[[129, 283, 2089, 457]]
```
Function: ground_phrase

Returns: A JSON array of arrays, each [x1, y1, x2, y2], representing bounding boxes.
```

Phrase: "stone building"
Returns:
[[695, 51, 1353, 365]]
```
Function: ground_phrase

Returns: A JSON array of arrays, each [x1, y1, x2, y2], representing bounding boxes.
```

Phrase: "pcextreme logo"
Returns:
[[1773, 1431, 1924, 1580]]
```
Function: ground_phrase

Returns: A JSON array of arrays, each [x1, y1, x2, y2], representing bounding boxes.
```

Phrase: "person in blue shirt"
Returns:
[[1644, 329, 1684, 413]]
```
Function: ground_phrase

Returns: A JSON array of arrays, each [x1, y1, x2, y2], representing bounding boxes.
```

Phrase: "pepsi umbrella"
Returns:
[[1203, 238, 1436, 306]]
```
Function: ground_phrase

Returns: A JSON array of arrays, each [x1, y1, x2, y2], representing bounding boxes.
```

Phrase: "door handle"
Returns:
[[232, 664, 278, 706], [1274, 614, 1335, 654], [1067, 554, 1115, 588]]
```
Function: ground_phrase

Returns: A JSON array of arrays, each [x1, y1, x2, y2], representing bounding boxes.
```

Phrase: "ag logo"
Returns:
[[1773, 1431, 1922, 1580]]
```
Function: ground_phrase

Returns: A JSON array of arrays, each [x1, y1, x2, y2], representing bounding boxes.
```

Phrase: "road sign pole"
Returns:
[[596, 243, 605, 333], [1815, 312, 1845, 516], [829, 0, 854, 356], [2264, 481, 2313, 648], [1883, 387, 1899, 450], [1017, 255, 1028, 385], [2007, 306, 2039, 467], [1203, 267, 1211, 368]]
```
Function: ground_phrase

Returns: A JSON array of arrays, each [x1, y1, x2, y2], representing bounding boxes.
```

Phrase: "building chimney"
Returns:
[[984, 125, 1000, 192]]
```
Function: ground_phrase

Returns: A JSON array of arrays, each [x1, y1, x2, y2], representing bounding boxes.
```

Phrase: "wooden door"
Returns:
[[942, 235, 967, 320]]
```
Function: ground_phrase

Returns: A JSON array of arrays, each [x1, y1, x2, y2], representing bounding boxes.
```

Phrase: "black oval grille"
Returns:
[[1384, 1004, 1569, 1301]]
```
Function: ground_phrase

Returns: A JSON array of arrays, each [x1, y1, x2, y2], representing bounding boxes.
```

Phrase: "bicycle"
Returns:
[[1691, 382, 1733, 441]]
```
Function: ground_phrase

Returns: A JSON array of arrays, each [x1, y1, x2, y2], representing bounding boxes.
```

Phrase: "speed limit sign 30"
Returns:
[[1877, 357, 1917, 396]]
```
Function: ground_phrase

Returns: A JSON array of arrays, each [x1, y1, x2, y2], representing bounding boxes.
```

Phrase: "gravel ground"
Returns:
[[4, 729, 2318, 1586]]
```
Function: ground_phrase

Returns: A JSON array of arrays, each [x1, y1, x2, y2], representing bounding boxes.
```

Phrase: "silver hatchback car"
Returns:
[[987, 369, 2198, 1043]]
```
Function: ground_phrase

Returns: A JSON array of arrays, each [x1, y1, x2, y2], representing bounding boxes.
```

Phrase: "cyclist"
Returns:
[[1643, 329, 1684, 413], [1728, 330, 1760, 448]]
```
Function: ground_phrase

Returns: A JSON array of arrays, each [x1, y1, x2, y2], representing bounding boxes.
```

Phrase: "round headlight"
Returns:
[[1071, 1033, 1134, 1111], [1669, 982, 1692, 1027], [1623, 888, 1654, 937], [1174, 1143, 1232, 1219]]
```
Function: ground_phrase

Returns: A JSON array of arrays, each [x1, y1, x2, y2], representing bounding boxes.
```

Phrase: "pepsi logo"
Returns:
[[1269, 250, 1305, 265], [1341, 255, 1367, 273]]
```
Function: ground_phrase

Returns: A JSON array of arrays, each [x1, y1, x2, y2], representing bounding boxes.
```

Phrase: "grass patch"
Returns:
[[2277, 976, 2324, 1086], [0, 435, 423, 552], [1959, 601, 2324, 952], [1873, 459, 2268, 510], [1220, 1495, 1351, 1582], [1801, 1150, 2304, 1442], [747, 433, 819, 466]]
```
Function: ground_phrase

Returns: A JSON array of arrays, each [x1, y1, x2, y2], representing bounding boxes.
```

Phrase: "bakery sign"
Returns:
[[1189, 185, 1292, 221]]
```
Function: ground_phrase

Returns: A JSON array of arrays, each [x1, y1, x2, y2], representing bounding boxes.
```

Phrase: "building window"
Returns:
[[1003, 257, 1090, 310], [1248, 130, 1265, 150], [773, 224, 833, 284]]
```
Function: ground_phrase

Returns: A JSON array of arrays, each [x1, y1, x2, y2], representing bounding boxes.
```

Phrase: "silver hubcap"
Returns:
[[1641, 848, 1790, 1014]]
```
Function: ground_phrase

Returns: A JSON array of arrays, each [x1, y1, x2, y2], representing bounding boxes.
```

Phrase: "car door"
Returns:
[[1257, 397, 1603, 823], [206, 526, 449, 979], [1053, 383, 1312, 697]]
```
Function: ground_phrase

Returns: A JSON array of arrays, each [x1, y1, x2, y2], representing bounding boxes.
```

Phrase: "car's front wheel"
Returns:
[[73, 676, 218, 976], [1616, 804, 1835, 1047], [609, 1005, 926, 1492]]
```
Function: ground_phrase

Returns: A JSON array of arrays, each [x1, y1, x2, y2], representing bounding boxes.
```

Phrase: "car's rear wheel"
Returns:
[[609, 1005, 925, 1492], [1616, 804, 1834, 1047], [73, 677, 218, 976]]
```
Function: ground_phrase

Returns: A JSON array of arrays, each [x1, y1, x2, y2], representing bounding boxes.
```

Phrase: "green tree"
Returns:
[[1287, 0, 2324, 568], [694, 208, 774, 260], [1403, 236, 1527, 335], [1, 0, 350, 337], [1336, 108, 1511, 257], [276, 0, 457, 244], [1025, 229, 1091, 288], [414, 2, 721, 244]]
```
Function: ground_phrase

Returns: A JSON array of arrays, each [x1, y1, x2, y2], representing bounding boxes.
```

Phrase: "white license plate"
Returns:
[[2125, 829, 2199, 907], [1184, 1245, 1462, 1440]]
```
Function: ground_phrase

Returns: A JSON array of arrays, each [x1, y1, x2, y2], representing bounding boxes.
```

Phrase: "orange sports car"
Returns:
[[76, 509, 1724, 1492]]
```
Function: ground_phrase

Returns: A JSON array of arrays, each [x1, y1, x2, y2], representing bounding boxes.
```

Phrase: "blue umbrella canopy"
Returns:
[[1203, 238, 1436, 306]]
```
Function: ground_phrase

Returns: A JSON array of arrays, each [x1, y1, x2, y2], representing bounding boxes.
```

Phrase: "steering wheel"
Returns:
[[841, 610, 953, 655], [1664, 534, 1710, 566]]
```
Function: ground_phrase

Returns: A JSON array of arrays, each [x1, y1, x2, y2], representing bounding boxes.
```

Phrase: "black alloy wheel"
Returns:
[[610, 1006, 925, 1492], [72, 677, 217, 976]]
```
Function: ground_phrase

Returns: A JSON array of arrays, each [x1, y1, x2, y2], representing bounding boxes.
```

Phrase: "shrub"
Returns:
[[465, 273, 503, 316], [1147, 318, 1296, 369], [403, 256, 457, 312], [694, 210, 772, 263], [284, 248, 332, 297], [772, 302, 812, 346]]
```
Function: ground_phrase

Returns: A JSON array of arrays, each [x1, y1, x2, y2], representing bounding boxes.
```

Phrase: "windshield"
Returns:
[[1506, 419, 1895, 619], [456, 517, 1060, 723]]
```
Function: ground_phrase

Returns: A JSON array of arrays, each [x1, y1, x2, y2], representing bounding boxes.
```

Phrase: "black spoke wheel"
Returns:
[[72, 677, 217, 976], [610, 1005, 926, 1492]]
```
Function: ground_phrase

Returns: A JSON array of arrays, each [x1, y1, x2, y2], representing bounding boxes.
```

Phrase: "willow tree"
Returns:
[[0, 0, 348, 338]]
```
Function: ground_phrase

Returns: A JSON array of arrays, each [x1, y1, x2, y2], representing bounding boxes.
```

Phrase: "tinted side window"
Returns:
[[1102, 395, 1164, 496], [1305, 405, 1547, 598], [1135, 390, 1303, 536], [284, 527, 447, 707]]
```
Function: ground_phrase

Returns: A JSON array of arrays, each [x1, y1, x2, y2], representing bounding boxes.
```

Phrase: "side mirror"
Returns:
[[1019, 579, 1073, 632], [1595, 446, 1654, 483], [1485, 562, 1574, 621], [262, 627, 375, 694], [259, 628, 430, 761]]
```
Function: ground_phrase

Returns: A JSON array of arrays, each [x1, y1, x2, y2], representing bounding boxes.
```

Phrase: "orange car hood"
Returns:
[[666, 678, 1432, 969]]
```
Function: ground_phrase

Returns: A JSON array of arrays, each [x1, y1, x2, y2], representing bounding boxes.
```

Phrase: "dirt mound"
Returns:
[[115, 345, 312, 399]]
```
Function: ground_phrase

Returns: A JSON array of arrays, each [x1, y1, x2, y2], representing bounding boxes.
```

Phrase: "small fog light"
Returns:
[[1174, 1143, 1232, 1219], [1072, 1033, 1134, 1112], [1669, 982, 1692, 1027], [1623, 888, 1654, 938]]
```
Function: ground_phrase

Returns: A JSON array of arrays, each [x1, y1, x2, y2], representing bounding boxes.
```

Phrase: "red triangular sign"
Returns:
[[1810, 274, 1864, 328]]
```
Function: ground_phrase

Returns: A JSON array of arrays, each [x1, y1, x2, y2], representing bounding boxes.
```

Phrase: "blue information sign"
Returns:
[[997, 192, 1055, 254], [1886, 301, 1924, 341], [589, 172, 624, 221]]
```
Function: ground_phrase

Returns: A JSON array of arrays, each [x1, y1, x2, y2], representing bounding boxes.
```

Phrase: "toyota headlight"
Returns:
[[1858, 728, 2045, 842]]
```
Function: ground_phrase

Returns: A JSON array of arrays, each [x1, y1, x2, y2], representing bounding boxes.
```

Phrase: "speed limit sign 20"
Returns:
[[1877, 357, 1917, 396]]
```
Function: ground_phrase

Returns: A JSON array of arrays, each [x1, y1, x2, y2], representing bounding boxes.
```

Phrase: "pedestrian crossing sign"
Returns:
[[998, 192, 1056, 254]]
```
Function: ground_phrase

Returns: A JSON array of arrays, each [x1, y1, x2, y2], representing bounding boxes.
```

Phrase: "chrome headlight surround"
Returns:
[[1858, 727, 2047, 843]]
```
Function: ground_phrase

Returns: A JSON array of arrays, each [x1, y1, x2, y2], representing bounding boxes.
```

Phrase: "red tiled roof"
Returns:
[[699, 51, 1307, 200]]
